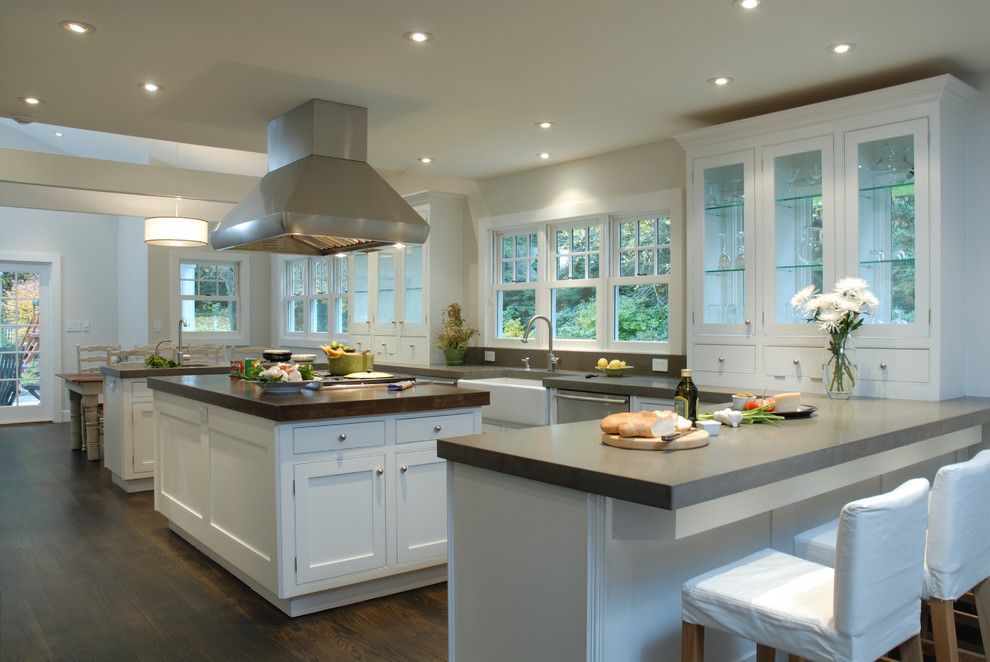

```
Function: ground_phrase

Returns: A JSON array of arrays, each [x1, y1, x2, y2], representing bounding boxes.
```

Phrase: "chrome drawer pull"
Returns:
[[376, 467, 384, 476], [793, 358, 800, 365], [880, 362, 888, 370], [400, 465, 408, 473], [434, 424, 442, 432], [338, 433, 347, 441]]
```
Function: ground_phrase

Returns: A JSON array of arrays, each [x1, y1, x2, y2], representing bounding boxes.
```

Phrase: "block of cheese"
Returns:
[[773, 392, 801, 413]]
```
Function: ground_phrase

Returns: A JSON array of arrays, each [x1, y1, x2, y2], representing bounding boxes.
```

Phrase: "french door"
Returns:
[[0, 261, 53, 424]]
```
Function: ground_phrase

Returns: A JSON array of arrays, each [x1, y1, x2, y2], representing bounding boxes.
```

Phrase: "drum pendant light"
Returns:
[[144, 143, 209, 247]]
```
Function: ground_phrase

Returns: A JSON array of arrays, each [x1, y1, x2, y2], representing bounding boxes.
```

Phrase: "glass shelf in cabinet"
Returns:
[[775, 193, 822, 204], [704, 201, 745, 212], [703, 267, 745, 275], [858, 182, 915, 194], [776, 263, 823, 271], [859, 258, 915, 266]]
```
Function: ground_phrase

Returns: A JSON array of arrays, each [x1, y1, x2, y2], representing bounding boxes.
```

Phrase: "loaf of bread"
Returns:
[[600, 410, 680, 438]]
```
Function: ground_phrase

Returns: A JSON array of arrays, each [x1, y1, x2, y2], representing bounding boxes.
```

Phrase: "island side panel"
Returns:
[[154, 391, 279, 594]]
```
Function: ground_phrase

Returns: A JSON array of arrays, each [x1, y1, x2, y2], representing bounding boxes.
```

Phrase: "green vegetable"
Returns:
[[144, 355, 178, 369], [298, 364, 315, 380], [699, 405, 783, 425]]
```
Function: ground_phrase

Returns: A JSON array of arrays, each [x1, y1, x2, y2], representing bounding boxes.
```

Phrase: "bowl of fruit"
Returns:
[[321, 342, 374, 375], [595, 357, 634, 377]]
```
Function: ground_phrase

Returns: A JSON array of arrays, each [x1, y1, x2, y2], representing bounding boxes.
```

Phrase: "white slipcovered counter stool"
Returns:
[[681, 478, 930, 662], [793, 450, 990, 661]]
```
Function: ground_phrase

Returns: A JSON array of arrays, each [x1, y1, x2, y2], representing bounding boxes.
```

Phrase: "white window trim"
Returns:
[[479, 188, 684, 355], [273, 255, 349, 349], [547, 216, 605, 349], [169, 250, 250, 345]]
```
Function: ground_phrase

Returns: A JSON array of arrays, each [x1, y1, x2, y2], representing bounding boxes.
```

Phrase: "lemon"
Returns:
[[619, 360, 627, 368], [608, 359, 622, 369], [597, 358, 608, 368]]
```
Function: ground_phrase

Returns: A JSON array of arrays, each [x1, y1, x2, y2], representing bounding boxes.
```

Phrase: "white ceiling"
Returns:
[[2, 0, 989, 179]]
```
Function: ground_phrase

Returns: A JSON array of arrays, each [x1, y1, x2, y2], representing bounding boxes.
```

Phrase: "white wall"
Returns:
[[0, 206, 119, 373], [117, 217, 148, 347], [965, 72, 990, 396]]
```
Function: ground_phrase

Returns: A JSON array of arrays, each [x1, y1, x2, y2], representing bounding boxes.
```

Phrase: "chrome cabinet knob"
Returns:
[[338, 433, 347, 441], [745, 320, 752, 326], [793, 358, 800, 365], [718, 356, 725, 363], [433, 424, 442, 432], [376, 467, 384, 476], [880, 362, 888, 370], [400, 465, 408, 473]]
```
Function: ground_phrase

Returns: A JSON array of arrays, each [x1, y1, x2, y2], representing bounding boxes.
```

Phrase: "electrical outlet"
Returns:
[[484, 351, 496, 362], [81, 321, 91, 332], [651, 358, 669, 372]]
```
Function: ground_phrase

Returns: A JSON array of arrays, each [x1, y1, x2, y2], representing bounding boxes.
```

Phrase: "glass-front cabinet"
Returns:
[[349, 244, 429, 338], [764, 136, 835, 333], [845, 118, 929, 337], [693, 150, 756, 335]]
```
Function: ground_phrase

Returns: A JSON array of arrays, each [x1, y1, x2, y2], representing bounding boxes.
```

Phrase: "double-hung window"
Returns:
[[494, 231, 539, 338], [178, 260, 241, 335], [281, 256, 347, 341], [610, 215, 671, 344], [550, 221, 602, 344]]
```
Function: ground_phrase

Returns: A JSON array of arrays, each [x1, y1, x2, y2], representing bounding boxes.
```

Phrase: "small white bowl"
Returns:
[[291, 354, 316, 363], [731, 394, 755, 410]]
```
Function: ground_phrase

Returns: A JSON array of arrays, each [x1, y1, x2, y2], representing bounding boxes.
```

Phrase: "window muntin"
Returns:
[[495, 231, 539, 339], [499, 232, 538, 284], [553, 225, 600, 280], [179, 261, 240, 333], [282, 256, 346, 338], [609, 215, 671, 343]]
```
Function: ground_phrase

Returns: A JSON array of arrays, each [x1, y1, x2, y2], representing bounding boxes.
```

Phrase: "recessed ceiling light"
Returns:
[[394, 243, 407, 249], [53, 130, 63, 138], [708, 76, 733, 87], [61, 20, 95, 34], [417, 156, 433, 164], [404, 31, 433, 43], [538, 152, 551, 160], [140, 82, 162, 93], [20, 96, 43, 105], [829, 43, 855, 55], [536, 121, 555, 129], [733, 0, 761, 9]]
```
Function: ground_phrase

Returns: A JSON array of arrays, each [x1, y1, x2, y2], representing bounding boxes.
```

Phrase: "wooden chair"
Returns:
[[683, 479, 930, 662], [181, 344, 225, 365], [794, 451, 990, 661], [77, 344, 119, 373]]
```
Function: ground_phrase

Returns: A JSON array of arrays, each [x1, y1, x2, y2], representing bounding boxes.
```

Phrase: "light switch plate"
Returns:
[[484, 350, 496, 362], [81, 321, 91, 332], [65, 320, 82, 332], [651, 358, 669, 372]]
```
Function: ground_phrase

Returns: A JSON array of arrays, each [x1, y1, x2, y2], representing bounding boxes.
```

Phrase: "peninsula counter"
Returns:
[[148, 374, 488, 616], [438, 396, 990, 662]]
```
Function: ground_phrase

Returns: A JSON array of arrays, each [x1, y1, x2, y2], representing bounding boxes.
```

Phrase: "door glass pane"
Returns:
[[774, 149, 824, 324], [615, 284, 668, 342], [376, 249, 395, 324], [857, 134, 916, 324], [353, 254, 369, 324], [403, 245, 424, 324], [497, 290, 535, 338], [552, 287, 596, 340], [1, 270, 40, 409], [702, 163, 745, 324]]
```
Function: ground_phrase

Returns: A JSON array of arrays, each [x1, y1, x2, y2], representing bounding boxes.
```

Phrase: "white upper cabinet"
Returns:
[[678, 75, 976, 399]]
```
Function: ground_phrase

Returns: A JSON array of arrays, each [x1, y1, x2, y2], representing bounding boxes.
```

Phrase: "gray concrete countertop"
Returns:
[[437, 396, 990, 510], [101, 365, 231, 379]]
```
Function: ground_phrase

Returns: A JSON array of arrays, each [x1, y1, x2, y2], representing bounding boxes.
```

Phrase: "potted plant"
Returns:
[[791, 277, 879, 399], [436, 303, 479, 366]]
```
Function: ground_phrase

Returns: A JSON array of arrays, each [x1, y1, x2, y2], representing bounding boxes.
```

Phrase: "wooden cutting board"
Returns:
[[601, 428, 710, 451]]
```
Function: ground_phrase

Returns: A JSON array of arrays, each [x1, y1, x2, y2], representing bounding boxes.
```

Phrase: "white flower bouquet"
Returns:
[[791, 277, 879, 397]]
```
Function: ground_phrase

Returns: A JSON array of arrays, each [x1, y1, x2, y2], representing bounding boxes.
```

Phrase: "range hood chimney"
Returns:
[[210, 99, 429, 255]]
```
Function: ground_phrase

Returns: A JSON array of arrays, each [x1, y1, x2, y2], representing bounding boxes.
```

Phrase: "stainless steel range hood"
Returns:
[[210, 99, 429, 255]]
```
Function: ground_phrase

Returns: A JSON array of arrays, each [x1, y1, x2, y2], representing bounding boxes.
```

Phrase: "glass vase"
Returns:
[[822, 335, 857, 399]]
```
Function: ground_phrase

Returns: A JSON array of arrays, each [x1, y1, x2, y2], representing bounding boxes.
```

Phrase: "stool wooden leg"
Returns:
[[899, 634, 924, 662], [682, 621, 704, 662], [755, 644, 775, 662], [975, 579, 990, 656], [931, 598, 961, 662], [68, 391, 82, 450]]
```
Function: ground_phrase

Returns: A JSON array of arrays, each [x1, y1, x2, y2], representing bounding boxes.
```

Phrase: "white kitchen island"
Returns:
[[148, 374, 487, 616], [438, 396, 990, 662]]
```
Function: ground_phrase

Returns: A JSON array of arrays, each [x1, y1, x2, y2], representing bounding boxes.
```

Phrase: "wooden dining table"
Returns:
[[56, 372, 104, 461]]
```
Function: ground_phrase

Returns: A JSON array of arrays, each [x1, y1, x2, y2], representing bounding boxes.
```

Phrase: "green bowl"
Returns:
[[325, 352, 374, 375]]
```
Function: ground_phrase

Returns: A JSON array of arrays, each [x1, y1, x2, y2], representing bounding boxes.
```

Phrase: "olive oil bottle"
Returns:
[[674, 368, 699, 422]]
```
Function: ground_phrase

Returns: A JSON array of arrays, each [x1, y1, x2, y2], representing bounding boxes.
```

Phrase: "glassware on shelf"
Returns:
[[734, 231, 745, 269], [718, 234, 731, 270]]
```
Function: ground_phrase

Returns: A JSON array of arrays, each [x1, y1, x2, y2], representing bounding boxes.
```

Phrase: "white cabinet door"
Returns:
[[294, 455, 387, 584], [395, 448, 447, 565], [131, 401, 155, 475]]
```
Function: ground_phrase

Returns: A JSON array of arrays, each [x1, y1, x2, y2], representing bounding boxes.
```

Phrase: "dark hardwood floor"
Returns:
[[0, 423, 448, 661]]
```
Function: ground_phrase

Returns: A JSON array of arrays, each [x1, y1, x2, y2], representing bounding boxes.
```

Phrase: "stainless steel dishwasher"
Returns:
[[554, 389, 630, 423]]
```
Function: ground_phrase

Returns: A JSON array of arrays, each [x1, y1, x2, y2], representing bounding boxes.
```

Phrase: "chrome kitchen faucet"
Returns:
[[521, 315, 559, 372]]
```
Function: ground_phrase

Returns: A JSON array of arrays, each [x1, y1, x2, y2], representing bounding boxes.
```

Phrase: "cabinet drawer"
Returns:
[[398, 337, 430, 365], [396, 412, 475, 444], [763, 346, 824, 379], [856, 348, 930, 383], [693, 344, 756, 374], [293, 420, 386, 454], [130, 380, 151, 399], [348, 334, 372, 353]]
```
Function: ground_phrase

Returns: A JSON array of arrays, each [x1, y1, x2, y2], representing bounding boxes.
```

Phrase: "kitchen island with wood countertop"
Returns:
[[437, 396, 990, 662], [147, 374, 488, 616]]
